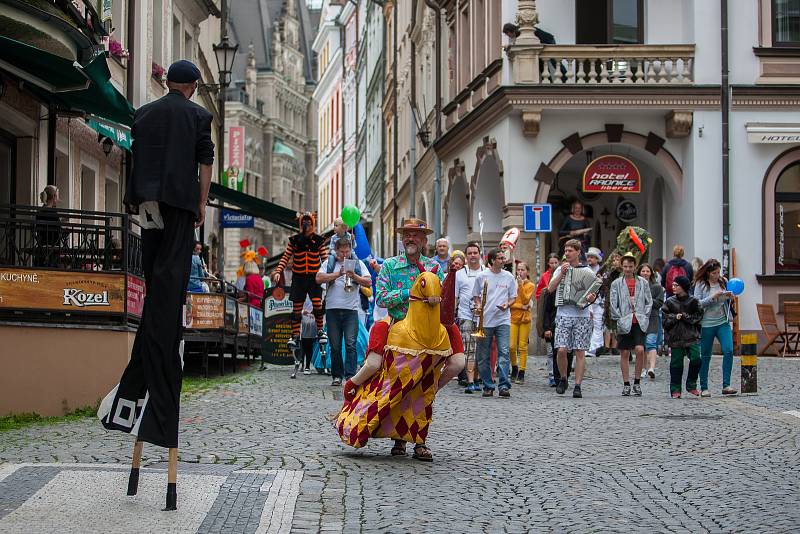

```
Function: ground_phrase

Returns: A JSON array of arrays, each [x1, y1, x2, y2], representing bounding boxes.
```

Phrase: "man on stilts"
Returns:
[[98, 60, 214, 510], [271, 212, 328, 351]]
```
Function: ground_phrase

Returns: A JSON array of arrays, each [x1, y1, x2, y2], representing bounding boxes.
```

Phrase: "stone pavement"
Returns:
[[2, 354, 800, 533]]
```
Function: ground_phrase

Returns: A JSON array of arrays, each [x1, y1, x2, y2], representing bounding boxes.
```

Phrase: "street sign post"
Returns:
[[523, 204, 552, 233]]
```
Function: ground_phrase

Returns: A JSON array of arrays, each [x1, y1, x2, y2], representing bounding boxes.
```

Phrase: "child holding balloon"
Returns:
[[693, 259, 739, 397]]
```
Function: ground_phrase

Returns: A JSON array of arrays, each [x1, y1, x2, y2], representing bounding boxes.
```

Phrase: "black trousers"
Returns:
[[102, 204, 195, 448]]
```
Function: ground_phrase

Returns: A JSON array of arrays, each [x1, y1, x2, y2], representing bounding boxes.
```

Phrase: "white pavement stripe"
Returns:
[[0, 464, 19, 484], [256, 469, 303, 534], [782, 410, 800, 418]]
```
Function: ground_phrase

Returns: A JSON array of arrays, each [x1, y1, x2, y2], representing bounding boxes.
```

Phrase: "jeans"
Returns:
[[326, 309, 358, 380], [476, 324, 511, 391], [699, 322, 734, 389]]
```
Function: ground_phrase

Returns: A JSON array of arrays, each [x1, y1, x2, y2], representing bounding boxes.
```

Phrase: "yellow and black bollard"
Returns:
[[741, 333, 758, 394]]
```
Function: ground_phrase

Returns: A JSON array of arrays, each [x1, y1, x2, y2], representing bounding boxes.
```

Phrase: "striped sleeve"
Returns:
[[274, 241, 295, 275]]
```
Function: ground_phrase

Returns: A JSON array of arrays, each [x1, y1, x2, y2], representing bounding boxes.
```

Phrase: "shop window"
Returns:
[[576, 0, 643, 45], [775, 162, 800, 272], [773, 0, 800, 46], [80, 166, 96, 211], [105, 177, 119, 213]]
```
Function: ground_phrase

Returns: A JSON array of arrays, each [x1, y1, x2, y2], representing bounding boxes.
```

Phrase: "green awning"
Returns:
[[86, 117, 132, 150], [273, 139, 296, 158], [0, 36, 134, 126], [209, 182, 298, 231]]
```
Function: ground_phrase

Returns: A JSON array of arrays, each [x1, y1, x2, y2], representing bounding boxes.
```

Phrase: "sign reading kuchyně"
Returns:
[[0, 268, 126, 313]]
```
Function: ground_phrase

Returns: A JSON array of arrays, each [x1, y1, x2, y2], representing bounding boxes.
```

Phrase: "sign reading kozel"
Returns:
[[582, 155, 641, 193]]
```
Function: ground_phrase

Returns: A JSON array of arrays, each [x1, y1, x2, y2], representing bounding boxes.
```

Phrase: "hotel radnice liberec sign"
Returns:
[[582, 155, 641, 193]]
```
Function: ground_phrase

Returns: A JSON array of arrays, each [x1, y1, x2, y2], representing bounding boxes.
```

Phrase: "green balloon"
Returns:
[[341, 205, 360, 228]]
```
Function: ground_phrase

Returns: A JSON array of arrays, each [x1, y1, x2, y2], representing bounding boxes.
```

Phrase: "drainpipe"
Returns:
[[424, 0, 442, 238], [721, 0, 730, 276], [392, 1, 398, 254], [409, 10, 416, 218]]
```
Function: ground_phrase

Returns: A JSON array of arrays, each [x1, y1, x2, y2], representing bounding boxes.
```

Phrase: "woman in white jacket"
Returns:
[[610, 254, 653, 397]]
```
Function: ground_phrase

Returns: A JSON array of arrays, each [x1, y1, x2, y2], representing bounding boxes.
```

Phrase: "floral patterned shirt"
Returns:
[[376, 253, 444, 321]]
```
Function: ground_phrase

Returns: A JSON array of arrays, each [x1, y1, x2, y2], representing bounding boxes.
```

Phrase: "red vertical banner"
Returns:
[[228, 126, 245, 170]]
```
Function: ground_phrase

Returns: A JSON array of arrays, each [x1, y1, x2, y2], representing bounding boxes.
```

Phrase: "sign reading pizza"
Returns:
[[582, 155, 641, 193]]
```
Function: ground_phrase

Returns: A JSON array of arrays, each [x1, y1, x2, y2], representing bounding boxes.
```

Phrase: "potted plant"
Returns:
[[108, 38, 129, 61], [151, 62, 165, 85]]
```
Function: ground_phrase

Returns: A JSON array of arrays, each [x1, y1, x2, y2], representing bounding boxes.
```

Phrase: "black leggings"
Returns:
[[301, 339, 315, 369]]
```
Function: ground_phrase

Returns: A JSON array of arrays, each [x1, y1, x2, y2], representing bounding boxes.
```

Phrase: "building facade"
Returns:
[[225, 0, 319, 278], [313, 0, 344, 232], [0, 0, 222, 222], [411, 0, 800, 335]]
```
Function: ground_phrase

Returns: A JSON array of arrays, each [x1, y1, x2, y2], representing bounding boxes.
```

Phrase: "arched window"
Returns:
[[775, 162, 800, 272]]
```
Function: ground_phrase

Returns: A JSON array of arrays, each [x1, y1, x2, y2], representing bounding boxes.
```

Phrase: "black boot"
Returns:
[[511, 366, 519, 382], [517, 369, 525, 385]]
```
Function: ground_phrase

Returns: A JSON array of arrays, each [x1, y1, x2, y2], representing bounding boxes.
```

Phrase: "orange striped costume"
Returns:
[[273, 213, 328, 339]]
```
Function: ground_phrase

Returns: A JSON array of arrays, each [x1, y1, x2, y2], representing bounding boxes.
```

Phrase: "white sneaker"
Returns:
[[647, 369, 656, 379], [303, 368, 311, 375], [640, 370, 648, 379]]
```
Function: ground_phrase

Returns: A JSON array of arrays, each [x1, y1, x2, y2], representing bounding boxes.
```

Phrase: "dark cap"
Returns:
[[674, 275, 691, 293], [167, 60, 201, 83]]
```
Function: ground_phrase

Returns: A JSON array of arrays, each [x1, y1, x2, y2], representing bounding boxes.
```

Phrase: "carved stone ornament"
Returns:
[[521, 108, 542, 137], [665, 110, 693, 138]]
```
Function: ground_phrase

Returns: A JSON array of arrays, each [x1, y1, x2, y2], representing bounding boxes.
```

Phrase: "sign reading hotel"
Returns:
[[0, 268, 125, 313], [582, 155, 641, 193]]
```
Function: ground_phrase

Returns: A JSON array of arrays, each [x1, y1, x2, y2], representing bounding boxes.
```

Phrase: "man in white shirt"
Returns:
[[472, 248, 517, 398], [547, 239, 597, 398], [455, 242, 485, 393], [316, 238, 371, 386]]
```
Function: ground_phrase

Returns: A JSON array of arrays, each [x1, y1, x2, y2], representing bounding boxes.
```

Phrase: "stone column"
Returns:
[[509, 1, 543, 85], [515, 0, 541, 46]]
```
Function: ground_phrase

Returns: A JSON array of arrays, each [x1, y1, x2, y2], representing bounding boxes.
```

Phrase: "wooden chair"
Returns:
[[784, 302, 800, 357], [756, 304, 796, 357]]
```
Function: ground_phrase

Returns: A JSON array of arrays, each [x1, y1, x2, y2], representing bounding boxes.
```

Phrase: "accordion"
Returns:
[[555, 266, 602, 309]]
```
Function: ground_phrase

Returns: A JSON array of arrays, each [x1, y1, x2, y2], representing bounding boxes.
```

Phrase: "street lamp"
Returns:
[[213, 35, 238, 88], [211, 23, 238, 277]]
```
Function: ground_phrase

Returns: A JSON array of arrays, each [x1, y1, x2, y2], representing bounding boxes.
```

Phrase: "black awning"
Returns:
[[208, 182, 298, 231]]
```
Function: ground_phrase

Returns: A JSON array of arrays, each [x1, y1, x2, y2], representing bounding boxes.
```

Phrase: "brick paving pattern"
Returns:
[[1, 355, 799, 532]]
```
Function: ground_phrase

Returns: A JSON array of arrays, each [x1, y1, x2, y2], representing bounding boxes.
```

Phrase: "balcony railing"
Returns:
[[0, 205, 143, 276], [537, 45, 695, 85]]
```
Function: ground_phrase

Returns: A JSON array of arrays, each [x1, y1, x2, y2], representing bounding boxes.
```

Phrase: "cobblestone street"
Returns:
[[2, 355, 800, 533]]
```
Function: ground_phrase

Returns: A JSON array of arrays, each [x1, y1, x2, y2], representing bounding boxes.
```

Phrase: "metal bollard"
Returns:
[[740, 333, 758, 394]]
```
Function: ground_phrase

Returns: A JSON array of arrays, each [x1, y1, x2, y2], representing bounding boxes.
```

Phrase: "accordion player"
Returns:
[[555, 265, 602, 309]]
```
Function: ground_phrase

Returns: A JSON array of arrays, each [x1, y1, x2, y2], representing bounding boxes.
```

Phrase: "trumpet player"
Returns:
[[316, 238, 371, 386], [472, 248, 517, 398], [456, 242, 486, 393]]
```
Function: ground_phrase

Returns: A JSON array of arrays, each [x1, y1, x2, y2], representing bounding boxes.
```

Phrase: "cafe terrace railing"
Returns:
[[536, 45, 696, 85], [0, 204, 145, 325]]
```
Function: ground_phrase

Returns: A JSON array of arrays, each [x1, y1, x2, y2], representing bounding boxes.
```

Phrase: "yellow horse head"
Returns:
[[387, 271, 450, 355]]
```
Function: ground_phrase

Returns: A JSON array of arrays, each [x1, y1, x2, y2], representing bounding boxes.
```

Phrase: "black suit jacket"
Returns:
[[124, 91, 214, 217]]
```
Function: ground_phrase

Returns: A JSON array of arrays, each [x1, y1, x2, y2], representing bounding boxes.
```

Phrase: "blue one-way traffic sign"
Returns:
[[523, 204, 552, 232]]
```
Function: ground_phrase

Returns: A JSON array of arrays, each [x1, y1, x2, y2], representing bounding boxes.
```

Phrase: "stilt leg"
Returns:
[[163, 447, 178, 511], [127, 441, 143, 496]]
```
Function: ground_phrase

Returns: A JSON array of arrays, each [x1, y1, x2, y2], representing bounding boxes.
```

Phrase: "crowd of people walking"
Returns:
[[186, 203, 739, 401]]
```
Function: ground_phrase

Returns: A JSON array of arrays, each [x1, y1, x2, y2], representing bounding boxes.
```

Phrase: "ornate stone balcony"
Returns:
[[536, 45, 695, 85], [510, 44, 696, 85]]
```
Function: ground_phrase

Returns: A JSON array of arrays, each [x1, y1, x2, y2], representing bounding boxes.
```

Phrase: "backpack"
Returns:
[[664, 263, 687, 295]]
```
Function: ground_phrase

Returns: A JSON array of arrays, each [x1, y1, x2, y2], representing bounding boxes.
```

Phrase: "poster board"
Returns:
[[262, 289, 293, 365], [0, 268, 125, 314], [237, 302, 249, 334], [126, 274, 146, 317], [184, 293, 225, 329]]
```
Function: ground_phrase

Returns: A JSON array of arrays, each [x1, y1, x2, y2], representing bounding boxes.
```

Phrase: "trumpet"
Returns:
[[471, 279, 488, 339], [343, 268, 356, 292]]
